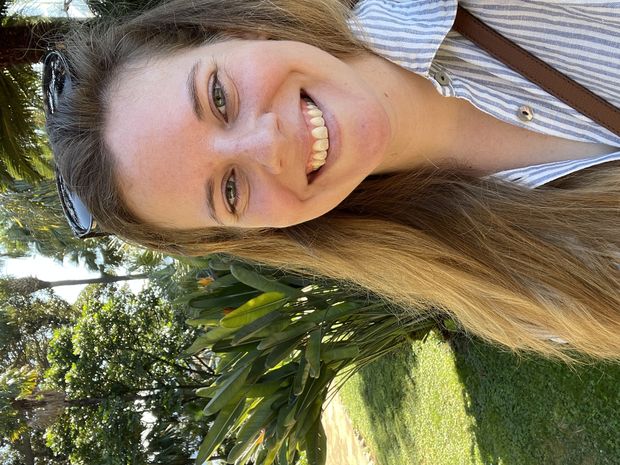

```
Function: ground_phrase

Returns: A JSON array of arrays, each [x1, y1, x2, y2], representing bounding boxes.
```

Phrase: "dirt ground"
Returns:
[[322, 391, 377, 465]]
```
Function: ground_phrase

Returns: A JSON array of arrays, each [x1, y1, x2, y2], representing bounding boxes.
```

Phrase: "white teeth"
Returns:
[[312, 138, 329, 152], [303, 97, 330, 174], [311, 126, 328, 139]]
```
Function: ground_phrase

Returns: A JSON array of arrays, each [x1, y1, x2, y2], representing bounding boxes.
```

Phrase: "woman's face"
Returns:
[[106, 39, 392, 229]]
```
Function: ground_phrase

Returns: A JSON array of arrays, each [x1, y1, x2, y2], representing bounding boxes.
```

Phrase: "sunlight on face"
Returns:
[[105, 39, 392, 229]]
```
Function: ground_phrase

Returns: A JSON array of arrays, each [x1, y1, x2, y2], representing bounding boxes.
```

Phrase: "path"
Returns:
[[322, 391, 377, 465]]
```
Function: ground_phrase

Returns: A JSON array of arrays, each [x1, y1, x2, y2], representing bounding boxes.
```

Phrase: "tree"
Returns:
[[0, 283, 76, 370], [0, 281, 216, 465], [0, 180, 147, 273], [42, 283, 212, 465], [86, 0, 166, 18], [0, 64, 52, 187], [0, 21, 63, 67], [0, 0, 58, 188]]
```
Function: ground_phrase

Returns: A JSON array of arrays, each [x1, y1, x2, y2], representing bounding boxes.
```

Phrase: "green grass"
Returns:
[[337, 330, 620, 465]]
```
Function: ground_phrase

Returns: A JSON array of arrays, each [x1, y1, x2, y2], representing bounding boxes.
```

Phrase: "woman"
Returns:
[[45, 0, 620, 361]]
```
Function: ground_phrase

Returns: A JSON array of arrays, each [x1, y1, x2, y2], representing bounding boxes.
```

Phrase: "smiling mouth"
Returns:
[[301, 95, 329, 181]]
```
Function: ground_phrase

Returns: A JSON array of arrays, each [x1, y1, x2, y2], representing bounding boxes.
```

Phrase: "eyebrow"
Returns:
[[187, 60, 205, 121], [205, 178, 224, 226]]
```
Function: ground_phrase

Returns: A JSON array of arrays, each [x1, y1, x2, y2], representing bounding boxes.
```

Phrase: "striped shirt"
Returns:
[[351, 0, 620, 188]]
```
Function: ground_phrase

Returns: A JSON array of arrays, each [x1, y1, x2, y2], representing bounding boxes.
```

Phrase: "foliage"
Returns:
[[0, 64, 52, 188], [0, 366, 38, 443], [181, 255, 437, 465], [0, 180, 186, 281], [0, 180, 129, 269], [86, 0, 168, 18], [43, 283, 212, 465], [0, 281, 76, 370], [0, 0, 54, 186]]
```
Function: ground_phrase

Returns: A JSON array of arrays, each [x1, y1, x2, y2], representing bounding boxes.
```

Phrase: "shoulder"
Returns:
[[489, 151, 620, 188]]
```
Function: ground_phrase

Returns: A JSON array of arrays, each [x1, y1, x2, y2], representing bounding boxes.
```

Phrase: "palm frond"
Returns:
[[0, 65, 52, 189]]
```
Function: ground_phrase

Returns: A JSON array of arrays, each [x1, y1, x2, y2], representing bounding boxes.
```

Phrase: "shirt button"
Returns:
[[517, 105, 534, 122], [435, 71, 451, 86]]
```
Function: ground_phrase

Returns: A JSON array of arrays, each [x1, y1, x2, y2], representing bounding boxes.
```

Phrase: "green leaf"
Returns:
[[277, 439, 289, 465], [265, 339, 300, 370], [258, 437, 284, 465], [185, 317, 220, 327], [275, 400, 297, 441], [204, 364, 252, 416], [208, 255, 234, 271], [321, 344, 360, 362], [204, 272, 239, 290], [211, 339, 259, 353], [231, 311, 289, 345], [183, 334, 212, 356], [256, 363, 298, 383], [195, 385, 218, 398], [230, 264, 301, 297], [251, 319, 292, 339], [220, 292, 288, 328], [244, 380, 289, 398], [188, 286, 259, 310], [305, 417, 327, 465], [257, 322, 317, 350], [306, 329, 322, 379], [226, 395, 283, 463], [195, 397, 246, 465], [183, 326, 239, 356], [303, 301, 359, 324], [293, 353, 311, 396]]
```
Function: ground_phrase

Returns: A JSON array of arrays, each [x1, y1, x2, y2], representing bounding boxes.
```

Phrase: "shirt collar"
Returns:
[[350, 0, 457, 77]]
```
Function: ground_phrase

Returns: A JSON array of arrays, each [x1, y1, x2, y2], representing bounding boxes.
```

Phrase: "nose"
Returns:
[[220, 112, 284, 175]]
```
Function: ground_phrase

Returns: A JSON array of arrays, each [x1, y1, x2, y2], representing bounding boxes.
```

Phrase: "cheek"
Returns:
[[248, 181, 307, 228]]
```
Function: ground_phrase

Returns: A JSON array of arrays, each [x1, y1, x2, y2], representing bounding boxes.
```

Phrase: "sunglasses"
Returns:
[[42, 50, 103, 239]]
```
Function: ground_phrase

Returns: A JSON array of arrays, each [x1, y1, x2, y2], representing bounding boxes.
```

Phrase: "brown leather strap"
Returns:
[[452, 5, 620, 138]]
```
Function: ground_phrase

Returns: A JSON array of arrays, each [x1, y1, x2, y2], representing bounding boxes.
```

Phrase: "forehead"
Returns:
[[106, 50, 196, 172], [104, 48, 210, 227]]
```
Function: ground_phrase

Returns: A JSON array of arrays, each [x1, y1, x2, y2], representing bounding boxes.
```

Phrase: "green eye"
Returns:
[[225, 171, 238, 213], [212, 74, 227, 120]]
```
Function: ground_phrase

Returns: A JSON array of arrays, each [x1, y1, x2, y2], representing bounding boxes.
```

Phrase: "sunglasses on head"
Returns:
[[42, 50, 104, 239]]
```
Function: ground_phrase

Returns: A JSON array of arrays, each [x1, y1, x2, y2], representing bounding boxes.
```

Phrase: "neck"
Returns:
[[349, 51, 483, 175]]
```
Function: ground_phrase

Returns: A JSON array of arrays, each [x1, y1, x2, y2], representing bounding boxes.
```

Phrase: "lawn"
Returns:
[[337, 329, 620, 465]]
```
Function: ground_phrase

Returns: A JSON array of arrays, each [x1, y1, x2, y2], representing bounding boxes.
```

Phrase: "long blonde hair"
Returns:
[[47, 0, 620, 363]]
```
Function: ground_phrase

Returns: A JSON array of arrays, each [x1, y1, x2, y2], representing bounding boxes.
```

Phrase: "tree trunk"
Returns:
[[43, 273, 150, 288], [0, 22, 68, 67], [6, 274, 150, 294], [14, 432, 35, 465]]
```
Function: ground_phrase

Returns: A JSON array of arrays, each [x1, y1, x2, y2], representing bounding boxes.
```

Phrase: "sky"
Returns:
[[8, 0, 91, 17], [3, 254, 106, 302]]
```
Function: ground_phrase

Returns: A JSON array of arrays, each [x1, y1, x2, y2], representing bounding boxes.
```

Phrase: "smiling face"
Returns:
[[105, 39, 393, 229]]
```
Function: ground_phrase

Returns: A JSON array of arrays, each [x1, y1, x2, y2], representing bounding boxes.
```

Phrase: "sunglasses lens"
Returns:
[[43, 52, 69, 115], [45, 52, 98, 239], [56, 171, 95, 238]]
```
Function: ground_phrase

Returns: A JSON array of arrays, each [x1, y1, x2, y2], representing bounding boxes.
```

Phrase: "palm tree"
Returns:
[[0, 64, 52, 188], [0, 0, 70, 67], [0, 0, 60, 189], [0, 0, 168, 190]]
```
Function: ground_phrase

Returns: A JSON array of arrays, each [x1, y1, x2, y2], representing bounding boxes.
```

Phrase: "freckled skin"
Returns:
[[105, 39, 393, 229]]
